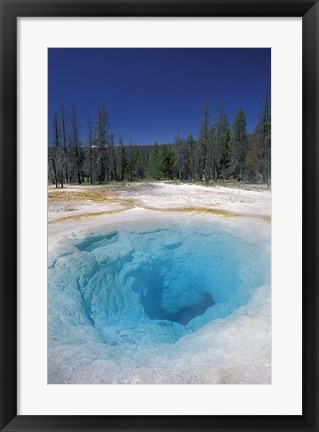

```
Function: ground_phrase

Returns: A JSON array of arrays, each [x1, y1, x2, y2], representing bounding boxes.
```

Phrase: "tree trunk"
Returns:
[[75, 145, 81, 184], [90, 147, 93, 184], [51, 157, 58, 188]]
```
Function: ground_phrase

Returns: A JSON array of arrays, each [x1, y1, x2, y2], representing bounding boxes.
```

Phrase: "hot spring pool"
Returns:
[[48, 213, 271, 384], [48, 215, 271, 383]]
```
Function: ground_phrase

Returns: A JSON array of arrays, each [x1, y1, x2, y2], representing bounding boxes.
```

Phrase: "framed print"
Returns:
[[0, 1, 318, 431]]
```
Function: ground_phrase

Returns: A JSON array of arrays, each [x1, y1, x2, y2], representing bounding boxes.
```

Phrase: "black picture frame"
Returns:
[[0, 0, 318, 431]]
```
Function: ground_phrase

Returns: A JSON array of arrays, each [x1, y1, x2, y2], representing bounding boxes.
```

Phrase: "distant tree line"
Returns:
[[48, 91, 270, 187]]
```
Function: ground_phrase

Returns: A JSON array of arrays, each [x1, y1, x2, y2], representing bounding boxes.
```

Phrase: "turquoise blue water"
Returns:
[[48, 221, 270, 347]]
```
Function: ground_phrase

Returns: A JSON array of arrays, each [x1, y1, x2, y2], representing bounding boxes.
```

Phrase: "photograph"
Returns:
[[47, 47, 271, 385], [2, 0, 318, 428]]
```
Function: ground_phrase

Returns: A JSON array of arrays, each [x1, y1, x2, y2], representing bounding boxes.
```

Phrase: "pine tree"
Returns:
[[109, 134, 118, 181], [245, 133, 263, 182], [60, 106, 69, 184], [88, 117, 94, 184], [175, 131, 183, 180], [52, 112, 62, 188], [128, 139, 134, 181], [131, 147, 145, 180], [198, 98, 210, 181], [212, 105, 230, 180], [151, 142, 162, 180], [96, 105, 111, 184], [51, 111, 67, 188], [220, 127, 232, 176], [159, 145, 176, 179], [255, 89, 271, 183], [119, 136, 127, 181], [70, 105, 83, 185], [186, 133, 196, 181], [231, 109, 248, 181]]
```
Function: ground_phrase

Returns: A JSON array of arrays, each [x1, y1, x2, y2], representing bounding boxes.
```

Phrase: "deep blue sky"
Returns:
[[48, 48, 270, 145]]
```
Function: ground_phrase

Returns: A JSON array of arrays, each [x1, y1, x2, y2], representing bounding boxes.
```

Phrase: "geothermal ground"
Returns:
[[48, 182, 271, 384]]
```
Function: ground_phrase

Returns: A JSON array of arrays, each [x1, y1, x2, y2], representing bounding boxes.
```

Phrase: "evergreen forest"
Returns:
[[48, 91, 271, 188]]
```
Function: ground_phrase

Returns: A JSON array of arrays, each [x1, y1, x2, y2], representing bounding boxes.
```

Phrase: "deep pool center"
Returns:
[[49, 219, 270, 348]]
